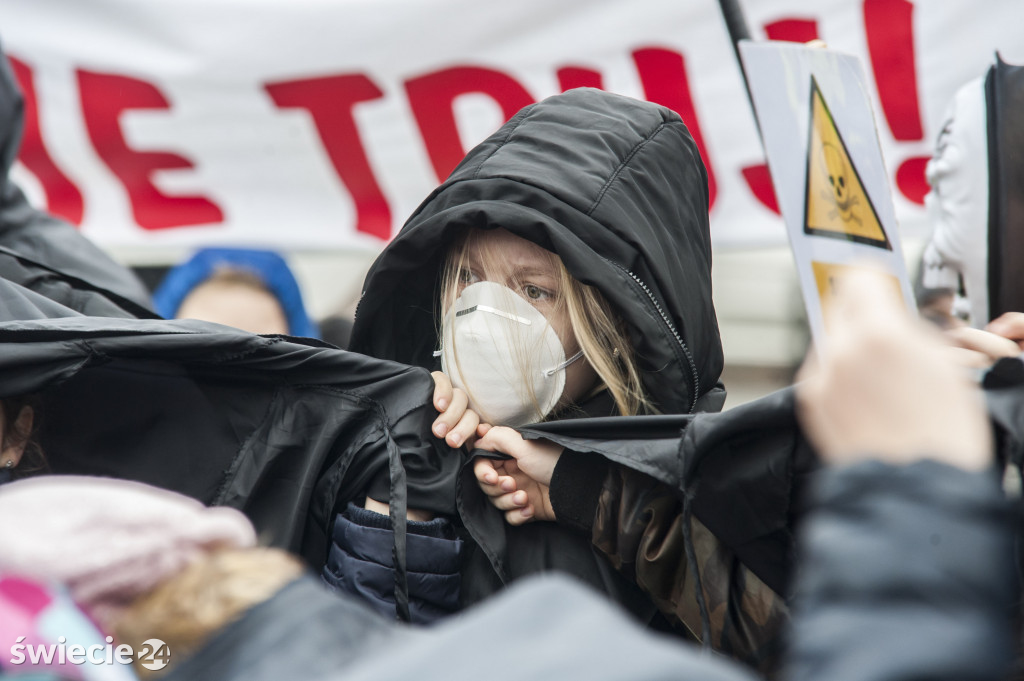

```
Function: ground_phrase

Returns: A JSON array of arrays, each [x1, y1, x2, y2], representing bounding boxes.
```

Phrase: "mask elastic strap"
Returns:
[[543, 349, 584, 377]]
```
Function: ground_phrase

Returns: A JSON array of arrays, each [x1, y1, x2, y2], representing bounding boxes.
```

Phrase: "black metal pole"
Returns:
[[718, 0, 752, 72], [716, 0, 763, 143]]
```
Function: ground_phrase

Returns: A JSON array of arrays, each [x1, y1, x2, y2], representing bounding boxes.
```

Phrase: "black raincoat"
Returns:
[[349, 88, 726, 621], [515, 391, 808, 599], [0, 279, 459, 581]]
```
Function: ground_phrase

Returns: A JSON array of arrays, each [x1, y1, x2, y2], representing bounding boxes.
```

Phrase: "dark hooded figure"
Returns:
[[330, 88, 785, 669], [0, 43, 154, 319]]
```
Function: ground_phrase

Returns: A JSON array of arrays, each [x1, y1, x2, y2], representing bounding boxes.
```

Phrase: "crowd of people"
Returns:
[[1, 43, 1024, 681]]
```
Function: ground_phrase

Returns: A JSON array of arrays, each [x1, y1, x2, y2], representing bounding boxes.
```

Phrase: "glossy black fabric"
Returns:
[[519, 365, 1024, 601], [0, 278, 458, 568], [515, 388, 818, 598], [0, 44, 154, 319]]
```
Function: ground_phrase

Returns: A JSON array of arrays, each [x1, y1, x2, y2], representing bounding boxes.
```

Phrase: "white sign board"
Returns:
[[740, 40, 916, 346]]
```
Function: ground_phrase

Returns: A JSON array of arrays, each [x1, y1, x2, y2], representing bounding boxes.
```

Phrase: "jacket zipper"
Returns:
[[603, 258, 700, 413]]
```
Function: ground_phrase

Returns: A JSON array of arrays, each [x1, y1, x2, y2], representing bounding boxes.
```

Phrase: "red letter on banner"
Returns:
[[9, 57, 85, 224], [763, 18, 820, 43], [557, 67, 604, 92], [77, 70, 223, 230], [632, 48, 717, 209], [864, 0, 922, 141], [740, 164, 780, 214], [405, 67, 535, 182], [864, 0, 929, 204], [266, 74, 391, 240]]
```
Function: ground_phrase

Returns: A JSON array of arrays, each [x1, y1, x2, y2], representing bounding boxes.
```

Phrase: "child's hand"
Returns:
[[473, 426, 563, 525], [431, 371, 484, 448]]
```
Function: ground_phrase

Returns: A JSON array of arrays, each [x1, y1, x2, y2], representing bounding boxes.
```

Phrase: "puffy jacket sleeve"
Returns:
[[322, 503, 463, 625], [787, 460, 1016, 681], [550, 451, 789, 677]]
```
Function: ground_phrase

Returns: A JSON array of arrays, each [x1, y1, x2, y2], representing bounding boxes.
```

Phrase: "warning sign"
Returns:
[[803, 77, 891, 250], [740, 41, 915, 350], [812, 260, 904, 332]]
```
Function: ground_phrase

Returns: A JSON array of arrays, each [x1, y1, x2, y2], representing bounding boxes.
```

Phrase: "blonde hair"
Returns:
[[112, 547, 304, 678], [440, 229, 653, 419]]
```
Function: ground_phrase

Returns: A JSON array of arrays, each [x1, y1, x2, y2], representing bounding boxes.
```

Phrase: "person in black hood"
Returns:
[[329, 87, 758, 643], [350, 87, 724, 417], [0, 43, 155, 319]]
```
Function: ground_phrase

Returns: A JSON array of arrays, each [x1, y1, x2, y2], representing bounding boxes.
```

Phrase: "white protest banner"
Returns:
[[740, 40, 916, 347], [1, 0, 1022, 252]]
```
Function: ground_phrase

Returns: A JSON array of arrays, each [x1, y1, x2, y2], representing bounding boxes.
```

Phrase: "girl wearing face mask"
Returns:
[[332, 88, 726, 629], [437, 226, 650, 429]]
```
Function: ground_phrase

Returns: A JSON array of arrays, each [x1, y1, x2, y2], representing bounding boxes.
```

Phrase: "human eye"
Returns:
[[523, 284, 551, 301], [458, 268, 480, 285]]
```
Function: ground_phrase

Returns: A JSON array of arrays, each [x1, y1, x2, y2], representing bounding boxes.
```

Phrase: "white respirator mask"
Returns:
[[437, 281, 583, 427]]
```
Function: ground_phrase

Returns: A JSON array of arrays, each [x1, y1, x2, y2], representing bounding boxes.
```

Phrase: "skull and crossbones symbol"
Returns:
[[820, 141, 861, 225]]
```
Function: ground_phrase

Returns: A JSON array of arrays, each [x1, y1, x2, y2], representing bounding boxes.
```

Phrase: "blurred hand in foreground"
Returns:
[[797, 270, 992, 471]]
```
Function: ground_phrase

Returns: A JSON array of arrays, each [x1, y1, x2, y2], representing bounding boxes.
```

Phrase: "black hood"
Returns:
[[351, 88, 723, 414], [0, 44, 154, 318], [0, 40, 22, 187]]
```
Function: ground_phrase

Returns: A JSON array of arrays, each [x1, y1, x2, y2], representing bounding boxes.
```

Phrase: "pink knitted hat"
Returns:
[[0, 476, 257, 627]]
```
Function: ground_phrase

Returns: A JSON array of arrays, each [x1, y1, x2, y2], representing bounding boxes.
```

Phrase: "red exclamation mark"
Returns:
[[739, 18, 823, 215], [864, 0, 930, 205]]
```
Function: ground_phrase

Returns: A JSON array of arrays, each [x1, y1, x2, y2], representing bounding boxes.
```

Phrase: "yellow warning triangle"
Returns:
[[803, 77, 891, 250]]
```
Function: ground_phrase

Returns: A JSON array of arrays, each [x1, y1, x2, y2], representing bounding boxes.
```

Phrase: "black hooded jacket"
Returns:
[[349, 88, 725, 622], [350, 87, 724, 414], [0, 43, 154, 319]]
